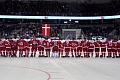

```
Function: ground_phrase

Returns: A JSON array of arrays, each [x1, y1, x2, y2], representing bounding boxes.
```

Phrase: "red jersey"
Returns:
[[4, 40, 11, 48], [57, 40, 64, 49], [17, 39, 25, 49], [12, 40, 18, 49], [9, 39, 13, 46], [81, 39, 87, 44], [52, 40, 59, 51], [69, 40, 78, 49], [24, 39, 30, 48], [63, 40, 70, 48], [77, 40, 83, 47], [107, 40, 113, 49], [88, 40, 94, 49], [117, 40, 120, 49], [38, 40, 42, 48], [30, 39, 39, 48], [43, 40, 51, 49], [100, 40, 107, 48], [94, 40, 100, 48], [52, 40, 58, 46], [112, 40, 117, 50], [82, 40, 88, 48], [37, 38, 45, 48], [0, 39, 5, 48]]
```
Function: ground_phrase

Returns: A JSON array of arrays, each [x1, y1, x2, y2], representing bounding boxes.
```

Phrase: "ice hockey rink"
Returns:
[[0, 53, 120, 80]]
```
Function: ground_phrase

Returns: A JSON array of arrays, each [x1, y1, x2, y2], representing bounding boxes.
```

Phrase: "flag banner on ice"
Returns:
[[42, 24, 50, 36]]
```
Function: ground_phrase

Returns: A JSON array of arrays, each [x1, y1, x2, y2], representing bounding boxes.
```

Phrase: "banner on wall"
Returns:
[[42, 24, 50, 37]]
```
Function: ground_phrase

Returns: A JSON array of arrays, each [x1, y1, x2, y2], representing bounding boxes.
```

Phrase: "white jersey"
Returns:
[[88, 40, 94, 43], [77, 39, 82, 43], [37, 38, 45, 43], [12, 38, 19, 42], [24, 39, 30, 42], [0, 39, 4, 45], [100, 40, 106, 43], [53, 40, 58, 46], [66, 40, 70, 44], [117, 40, 120, 43]]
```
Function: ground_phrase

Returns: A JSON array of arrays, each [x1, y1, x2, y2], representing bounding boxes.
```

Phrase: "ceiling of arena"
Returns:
[[0, 0, 112, 3]]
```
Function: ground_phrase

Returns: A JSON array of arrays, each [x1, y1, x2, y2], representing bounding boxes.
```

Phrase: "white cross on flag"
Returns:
[[42, 24, 50, 37]]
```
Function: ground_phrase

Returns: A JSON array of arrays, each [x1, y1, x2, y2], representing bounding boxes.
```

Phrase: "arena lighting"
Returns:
[[64, 21, 68, 23], [75, 21, 79, 23], [69, 19, 71, 21], [0, 15, 120, 20]]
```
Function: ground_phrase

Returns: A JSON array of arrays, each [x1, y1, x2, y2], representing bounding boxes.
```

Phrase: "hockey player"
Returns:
[[76, 39, 83, 57], [106, 38, 113, 58], [63, 39, 70, 57], [82, 38, 88, 57], [69, 38, 78, 57], [100, 39, 107, 58], [88, 39, 94, 57], [17, 37, 25, 57], [43, 38, 52, 57], [117, 38, 120, 57], [30, 36, 39, 57], [38, 37, 45, 57], [52, 40, 59, 58], [12, 37, 19, 57], [2, 38, 6, 57], [57, 39, 64, 57], [0, 38, 5, 57], [94, 39, 100, 57], [112, 38, 118, 58], [4, 38, 11, 57], [9, 38, 16, 57], [24, 38, 30, 57]]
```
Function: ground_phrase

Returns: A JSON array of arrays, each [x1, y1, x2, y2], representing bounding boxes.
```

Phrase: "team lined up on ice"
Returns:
[[0, 37, 120, 58]]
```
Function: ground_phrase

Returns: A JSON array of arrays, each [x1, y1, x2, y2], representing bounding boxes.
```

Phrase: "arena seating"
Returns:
[[0, 0, 120, 39], [0, 23, 61, 39], [0, 0, 120, 16], [82, 26, 115, 38]]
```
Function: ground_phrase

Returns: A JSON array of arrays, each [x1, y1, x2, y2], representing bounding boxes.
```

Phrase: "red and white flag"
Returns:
[[42, 24, 50, 37]]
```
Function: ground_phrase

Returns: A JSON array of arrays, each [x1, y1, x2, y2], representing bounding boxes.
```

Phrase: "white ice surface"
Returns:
[[0, 57, 120, 80]]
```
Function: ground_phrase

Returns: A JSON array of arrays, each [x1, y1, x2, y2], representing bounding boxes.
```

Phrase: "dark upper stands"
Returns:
[[0, 0, 120, 16]]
